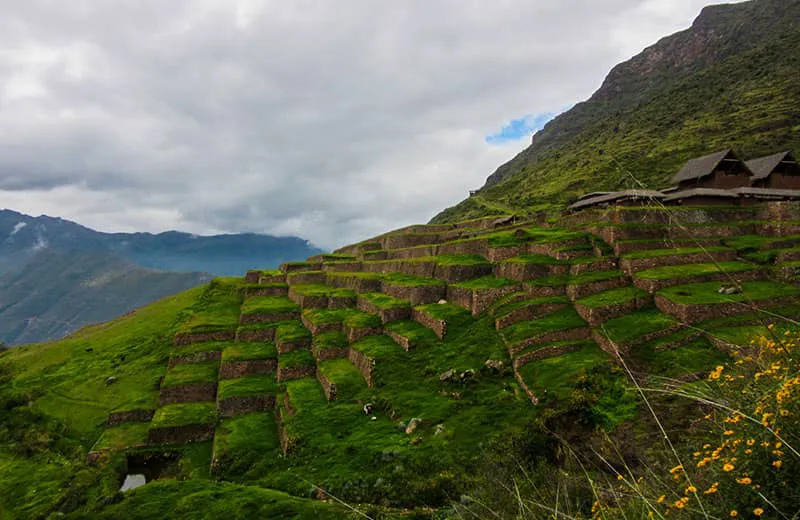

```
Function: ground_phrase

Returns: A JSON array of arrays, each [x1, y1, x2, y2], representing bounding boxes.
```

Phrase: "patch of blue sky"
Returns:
[[485, 112, 556, 145]]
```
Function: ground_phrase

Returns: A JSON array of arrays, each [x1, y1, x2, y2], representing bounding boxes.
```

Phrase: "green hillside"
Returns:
[[3, 203, 800, 518], [432, 0, 800, 223]]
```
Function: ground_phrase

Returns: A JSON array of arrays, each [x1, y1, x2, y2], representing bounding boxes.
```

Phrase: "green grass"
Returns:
[[516, 343, 609, 400], [312, 331, 349, 351], [635, 261, 759, 280], [349, 335, 403, 358], [744, 247, 800, 264], [151, 403, 217, 428], [502, 254, 566, 265], [302, 308, 360, 326], [217, 375, 278, 400], [414, 302, 473, 325], [277, 350, 315, 370], [275, 321, 311, 343], [343, 312, 382, 329], [657, 281, 800, 305], [631, 337, 730, 379], [318, 359, 367, 400], [622, 246, 731, 260], [503, 307, 587, 346], [492, 296, 570, 319], [383, 272, 446, 287], [598, 308, 678, 346], [434, 254, 491, 266], [289, 284, 356, 298], [161, 361, 219, 388], [221, 342, 277, 362], [451, 275, 517, 290], [527, 270, 623, 287], [576, 286, 649, 308], [92, 422, 150, 451], [360, 292, 411, 310], [384, 320, 439, 345], [213, 413, 281, 477], [326, 271, 384, 281], [240, 296, 299, 315], [178, 279, 243, 334]]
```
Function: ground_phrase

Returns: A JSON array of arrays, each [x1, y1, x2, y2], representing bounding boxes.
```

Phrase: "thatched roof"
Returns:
[[663, 188, 739, 202], [574, 191, 612, 202], [671, 149, 751, 184], [568, 190, 665, 211], [746, 151, 797, 181], [732, 187, 800, 199]]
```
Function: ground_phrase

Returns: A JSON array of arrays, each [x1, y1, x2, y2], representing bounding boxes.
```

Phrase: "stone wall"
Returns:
[[243, 285, 289, 298], [328, 294, 357, 309], [158, 383, 217, 406], [507, 327, 591, 357], [655, 295, 800, 325], [487, 245, 526, 262], [613, 238, 721, 256], [344, 323, 383, 343], [148, 423, 215, 446], [327, 274, 383, 294], [437, 238, 489, 257], [525, 285, 567, 298], [381, 233, 447, 250], [513, 343, 581, 370], [168, 350, 222, 368], [445, 286, 473, 313], [495, 302, 568, 330], [382, 283, 446, 306], [362, 259, 436, 277], [219, 359, 276, 379], [106, 409, 154, 427], [288, 289, 329, 309], [174, 330, 236, 346], [312, 344, 349, 361], [386, 329, 413, 351], [566, 277, 627, 301], [281, 262, 322, 273], [277, 365, 316, 382], [316, 369, 337, 401], [245, 270, 261, 284], [287, 271, 327, 286], [434, 263, 493, 283], [494, 261, 552, 282], [348, 347, 376, 387], [386, 245, 437, 260], [218, 395, 275, 418], [633, 269, 765, 294], [411, 308, 447, 339], [276, 335, 311, 355], [322, 261, 363, 272], [574, 294, 651, 326], [239, 311, 299, 326], [570, 258, 619, 275], [514, 369, 538, 404], [236, 328, 275, 343], [301, 314, 341, 336], [620, 249, 737, 274], [356, 297, 411, 323]]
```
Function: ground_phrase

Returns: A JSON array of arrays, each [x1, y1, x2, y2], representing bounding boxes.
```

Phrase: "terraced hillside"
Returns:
[[8, 201, 793, 516]]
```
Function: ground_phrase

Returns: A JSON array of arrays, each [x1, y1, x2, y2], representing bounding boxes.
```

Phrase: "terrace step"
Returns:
[[216, 375, 278, 418], [280, 261, 323, 274], [619, 247, 738, 275], [245, 270, 286, 284], [316, 359, 367, 401], [242, 283, 289, 298], [275, 321, 312, 354], [411, 303, 472, 339], [633, 262, 765, 294], [566, 273, 628, 301], [500, 307, 590, 357], [512, 340, 589, 371], [493, 255, 570, 282], [311, 331, 350, 361], [357, 293, 412, 324], [492, 297, 571, 330], [612, 238, 723, 256], [573, 287, 652, 326], [446, 277, 520, 316], [384, 320, 438, 351]]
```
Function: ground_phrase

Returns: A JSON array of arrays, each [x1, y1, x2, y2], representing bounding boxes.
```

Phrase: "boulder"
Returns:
[[439, 369, 456, 383], [105, 376, 118, 386], [484, 360, 504, 373], [405, 417, 421, 434]]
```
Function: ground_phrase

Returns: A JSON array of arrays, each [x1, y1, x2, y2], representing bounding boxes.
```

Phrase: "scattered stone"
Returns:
[[459, 369, 475, 383], [484, 359, 504, 373], [363, 403, 374, 415], [718, 285, 743, 295], [434, 424, 445, 436], [437, 299, 447, 305], [371, 416, 377, 421], [105, 376, 118, 386], [439, 369, 456, 383], [405, 417, 421, 434]]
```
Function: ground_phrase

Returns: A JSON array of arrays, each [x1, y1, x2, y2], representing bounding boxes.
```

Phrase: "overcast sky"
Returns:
[[0, 0, 742, 249]]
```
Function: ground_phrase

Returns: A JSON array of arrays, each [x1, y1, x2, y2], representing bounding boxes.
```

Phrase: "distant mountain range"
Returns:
[[0, 209, 323, 345], [432, 0, 800, 222]]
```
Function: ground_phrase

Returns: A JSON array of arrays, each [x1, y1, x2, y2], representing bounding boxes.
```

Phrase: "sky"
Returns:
[[0, 0, 745, 249]]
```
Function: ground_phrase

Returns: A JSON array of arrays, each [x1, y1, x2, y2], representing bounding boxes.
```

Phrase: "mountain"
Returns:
[[0, 209, 323, 277], [0, 250, 212, 346], [432, 0, 800, 223]]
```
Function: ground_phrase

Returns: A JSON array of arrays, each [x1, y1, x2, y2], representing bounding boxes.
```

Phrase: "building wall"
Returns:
[[759, 163, 800, 189]]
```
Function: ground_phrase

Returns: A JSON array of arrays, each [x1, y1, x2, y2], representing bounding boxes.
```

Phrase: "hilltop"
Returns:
[[2, 201, 800, 518], [432, 0, 800, 223]]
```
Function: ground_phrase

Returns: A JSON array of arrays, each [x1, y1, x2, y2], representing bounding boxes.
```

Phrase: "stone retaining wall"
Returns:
[[495, 302, 568, 330], [244, 285, 289, 298], [287, 289, 329, 309], [385, 245, 436, 260], [158, 383, 217, 406], [613, 239, 722, 256], [654, 295, 799, 324], [174, 330, 236, 346], [591, 324, 686, 357], [327, 274, 383, 294], [513, 343, 581, 370], [219, 359, 276, 379], [566, 277, 628, 301], [245, 270, 261, 284], [447, 285, 520, 316], [147, 423, 215, 445], [344, 323, 383, 343], [525, 285, 567, 298], [385, 330, 413, 351], [312, 344, 349, 361], [514, 369, 538, 404], [382, 282, 446, 306], [434, 263, 493, 283], [356, 297, 411, 323], [277, 365, 316, 382], [168, 350, 222, 368], [239, 311, 299, 326], [348, 347, 376, 387], [301, 315, 341, 336], [236, 328, 275, 343], [494, 262, 553, 282], [633, 269, 765, 294], [570, 258, 619, 275], [218, 395, 275, 418], [437, 238, 489, 257], [317, 369, 337, 401], [107, 409, 155, 427], [362, 259, 436, 277], [574, 294, 651, 326], [280, 262, 322, 274], [322, 261, 363, 272], [381, 233, 447, 250], [507, 327, 591, 357], [328, 294, 357, 309], [411, 308, 447, 339], [487, 245, 526, 262], [620, 249, 737, 274], [276, 335, 311, 355]]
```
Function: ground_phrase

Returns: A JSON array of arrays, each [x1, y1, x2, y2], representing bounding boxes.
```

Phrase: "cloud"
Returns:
[[0, 0, 745, 250], [485, 113, 557, 145]]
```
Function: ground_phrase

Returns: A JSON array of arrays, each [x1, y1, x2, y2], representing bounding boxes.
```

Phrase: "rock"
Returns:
[[459, 369, 476, 383], [437, 299, 447, 305], [439, 369, 456, 383], [371, 416, 377, 421], [363, 403, 374, 415], [398, 422, 407, 431], [105, 376, 118, 386], [718, 285, 743, 295], [484, 359, 504, 373], [405, 417, 421, 435], [434, 424, 445, 436]]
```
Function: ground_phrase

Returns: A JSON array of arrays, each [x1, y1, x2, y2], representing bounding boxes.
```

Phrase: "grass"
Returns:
[[744, 247, 800, 264], [576, 286, 649, 308], [326, 270, 384, 281], [275, 321, 311, 343], [221, 342, 277, 362], [451, 275, 518, 290], [161, 361, 219, 388], [598, 308, 678, 346], [92, 422, 150, 451], [622, 246, 732, 260], [360, 292, 411, 310], [150, 403, 217, 428], [492, 296, 570, 319], [302, 308, 360, 326], [503, 254, 566, 265], [318, 359, 367, 400], [342, 312, 381, 329], [414, 302, 473, 325], [503, 307, 587, 346], [312, 331, 349, 351], [384, 320, 439, 345], [516, 343, 617, 401], [631, 337, 730, 378], [635, 261, 759, 280], [213, 413, 281, 478], [177, 279, 243, 334], [289, 284, 356, 298], [217, 375, 278, 400], [240, 296, 299, 316], [383, 272, 446, 287], [277, 350, 315, 370], [657, 281, 800, 305], [349, 335, 403, 358], [527, 270, 624, 287]]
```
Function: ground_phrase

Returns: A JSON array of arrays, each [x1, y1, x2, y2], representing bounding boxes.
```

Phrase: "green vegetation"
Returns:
[[598, 308, 678, 346], [384, 320, 439, 345], [622, 246, 731, 260], [342, 311, 381, 329], [312, 331, 349, 351], [503, 307, 587, 347], [326, 270, 383, 281], [657, 281, 800, 305], [414, 302, 472, 325], [382, 272, 445, 287], [240, 296, 299, 316], [277, 350, 315, 370], [213, 413, 281, 478], [92, 422, 150, 451], [217, 375, 278, 400], [630, 337, 729, 378], [151, 403, 217, 428], [576, 286, 649, 308], [451, 275, 517, 290], [289, 284, 356, 298], [527, 270, 623, 287], [275, 321, 311, 343], [360, 292, 410, 310], [492, 295, 570, 319], [635, 261, 759, 280], [302, 308, 360, 326], [178, 279, 243, 334], [161, 361, 219, 388], [222, 342, 277, 362], [434, 254, 491, 266], [318, 359, 366, 400], [503, 254, 566, 265]]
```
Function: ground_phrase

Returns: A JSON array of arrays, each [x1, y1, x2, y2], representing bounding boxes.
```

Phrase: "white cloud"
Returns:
[[0, 0, 745, 249]]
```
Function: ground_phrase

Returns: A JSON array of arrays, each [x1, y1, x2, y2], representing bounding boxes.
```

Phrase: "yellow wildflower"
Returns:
[[773, 460, 783, 468], [723, 463, 735, 472], [736, 477, 752, 485], [754, 508, 764, 516], [730, 511, 738, 517], [657, 495, 665, 504]]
